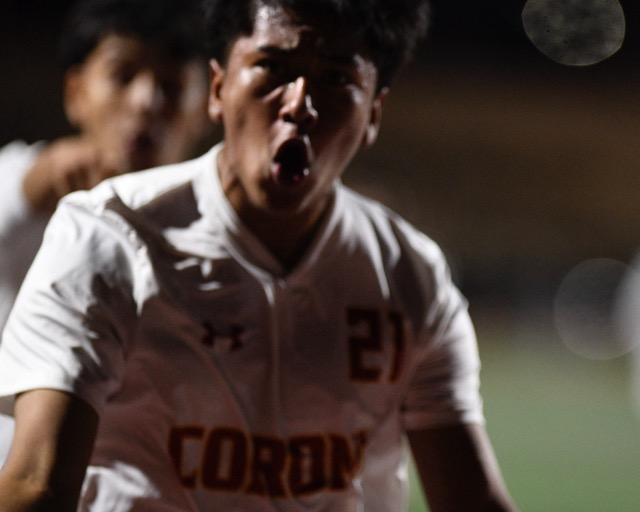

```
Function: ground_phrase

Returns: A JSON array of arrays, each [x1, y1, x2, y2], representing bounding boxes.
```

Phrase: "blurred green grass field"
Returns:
[[408, 314, 640, 512]]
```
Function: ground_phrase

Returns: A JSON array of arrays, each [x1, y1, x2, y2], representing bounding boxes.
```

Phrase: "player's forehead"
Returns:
[[238, 2, 372, 65], [87, 33, 193, 70]]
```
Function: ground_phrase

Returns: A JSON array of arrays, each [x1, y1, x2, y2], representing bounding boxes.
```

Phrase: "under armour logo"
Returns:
[[202, 322, 245, 351]]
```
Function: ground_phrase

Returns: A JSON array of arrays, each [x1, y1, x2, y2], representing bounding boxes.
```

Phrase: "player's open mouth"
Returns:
[[271, 138, 310, 187]]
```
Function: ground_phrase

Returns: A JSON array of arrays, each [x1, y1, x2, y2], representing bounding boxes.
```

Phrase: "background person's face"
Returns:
[[210, 3, 386, 221], [65, 34, 210, 171]]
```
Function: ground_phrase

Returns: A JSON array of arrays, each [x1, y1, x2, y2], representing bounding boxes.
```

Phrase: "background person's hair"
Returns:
[[202, 0, 430, 91], [58, 0, 206, 72]]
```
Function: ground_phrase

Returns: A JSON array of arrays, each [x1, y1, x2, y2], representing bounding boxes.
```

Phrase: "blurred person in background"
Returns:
[[0, 0, 211, 465]]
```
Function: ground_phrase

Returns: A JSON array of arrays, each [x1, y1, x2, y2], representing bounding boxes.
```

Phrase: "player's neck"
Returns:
[[240, 204, 329, 273]]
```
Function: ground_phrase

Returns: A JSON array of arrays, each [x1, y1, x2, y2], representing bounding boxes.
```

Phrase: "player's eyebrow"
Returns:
[[256, 44, 361, 68], [256, 45, 291, 56]]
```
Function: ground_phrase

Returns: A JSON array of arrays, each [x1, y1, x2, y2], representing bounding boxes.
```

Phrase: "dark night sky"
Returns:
[[1, 0, 639, 144]]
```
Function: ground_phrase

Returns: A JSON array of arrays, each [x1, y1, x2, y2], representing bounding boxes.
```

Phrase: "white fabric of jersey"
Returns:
[[0, 144, 484, 511], [0, 140, 46, 467], [0, 140, 47, 331]]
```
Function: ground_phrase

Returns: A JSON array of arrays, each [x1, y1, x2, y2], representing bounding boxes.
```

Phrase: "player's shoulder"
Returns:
[[0, 139, 45, 168], [339, 184, 446, 265], [57, 148, 216, 225], [49, 148, 216, 249], [83, 152, 208, 210]]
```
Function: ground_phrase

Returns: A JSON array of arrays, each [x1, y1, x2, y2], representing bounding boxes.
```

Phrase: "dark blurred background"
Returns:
[[2, 0, 640, 313]]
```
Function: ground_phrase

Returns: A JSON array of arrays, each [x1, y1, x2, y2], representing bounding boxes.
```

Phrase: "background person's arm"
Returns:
[[0, 389, 98, 511]]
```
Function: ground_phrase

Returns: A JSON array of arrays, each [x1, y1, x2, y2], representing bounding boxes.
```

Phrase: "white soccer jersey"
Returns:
[[0, 144, 484, 511], [0, 140, 47, 331], [0, 140, 46, 467]]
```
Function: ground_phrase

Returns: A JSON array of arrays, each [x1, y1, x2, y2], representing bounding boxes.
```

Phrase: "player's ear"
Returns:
[[63, 66, 86, 128], [361, 86, 388, 149], [207, 59, 225, 124]]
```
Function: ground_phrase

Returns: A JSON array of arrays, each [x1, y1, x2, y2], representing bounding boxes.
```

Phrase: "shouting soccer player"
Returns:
[[0, 1, 518, 510]]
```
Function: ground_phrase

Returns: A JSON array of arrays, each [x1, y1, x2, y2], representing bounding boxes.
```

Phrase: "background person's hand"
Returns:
[[22, 135, 124, 213]]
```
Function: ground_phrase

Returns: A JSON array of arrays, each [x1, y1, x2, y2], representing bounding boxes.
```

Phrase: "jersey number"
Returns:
[[347, 307, 405, 383]]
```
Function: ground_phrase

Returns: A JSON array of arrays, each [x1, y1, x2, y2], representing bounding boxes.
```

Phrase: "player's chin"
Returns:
[[256, 190, 316, 218], [261, 196, 308, 217], [126, 138, 162, 171], [260, 180, 309, 207]]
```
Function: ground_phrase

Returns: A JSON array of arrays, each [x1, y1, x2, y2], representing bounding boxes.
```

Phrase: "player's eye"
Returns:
[[255, 58, 283, 75], [158, 77, 183, 99], [111, 65, 136, 86], [323, 69, 352, 87]]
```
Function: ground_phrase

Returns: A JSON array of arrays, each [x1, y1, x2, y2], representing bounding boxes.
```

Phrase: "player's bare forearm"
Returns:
[[408, 424, 518, 512], [0, 472, 54, 512], [0, 389, 99, 511]]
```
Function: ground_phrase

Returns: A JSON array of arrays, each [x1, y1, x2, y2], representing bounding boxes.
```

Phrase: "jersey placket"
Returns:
[[262, 276, 294, 436]]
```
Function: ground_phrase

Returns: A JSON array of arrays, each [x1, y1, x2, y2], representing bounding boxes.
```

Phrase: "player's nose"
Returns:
[[128, 71, 165, 114], [279, 76, 318, 133]]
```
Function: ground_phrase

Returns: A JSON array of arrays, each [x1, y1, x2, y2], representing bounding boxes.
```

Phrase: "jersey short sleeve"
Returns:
[[391, 222, 484, 430], [402, 300, 484, 429], [0, 195, 139, 416]]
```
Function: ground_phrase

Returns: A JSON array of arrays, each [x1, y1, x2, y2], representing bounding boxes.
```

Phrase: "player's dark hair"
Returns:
[[58, 0, 206, 71], [201, 0, 430, 91]]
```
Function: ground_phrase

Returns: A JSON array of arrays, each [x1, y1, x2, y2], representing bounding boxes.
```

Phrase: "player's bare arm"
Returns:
[[0, 389, 98, 511], [408, 424, 518, 511]]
